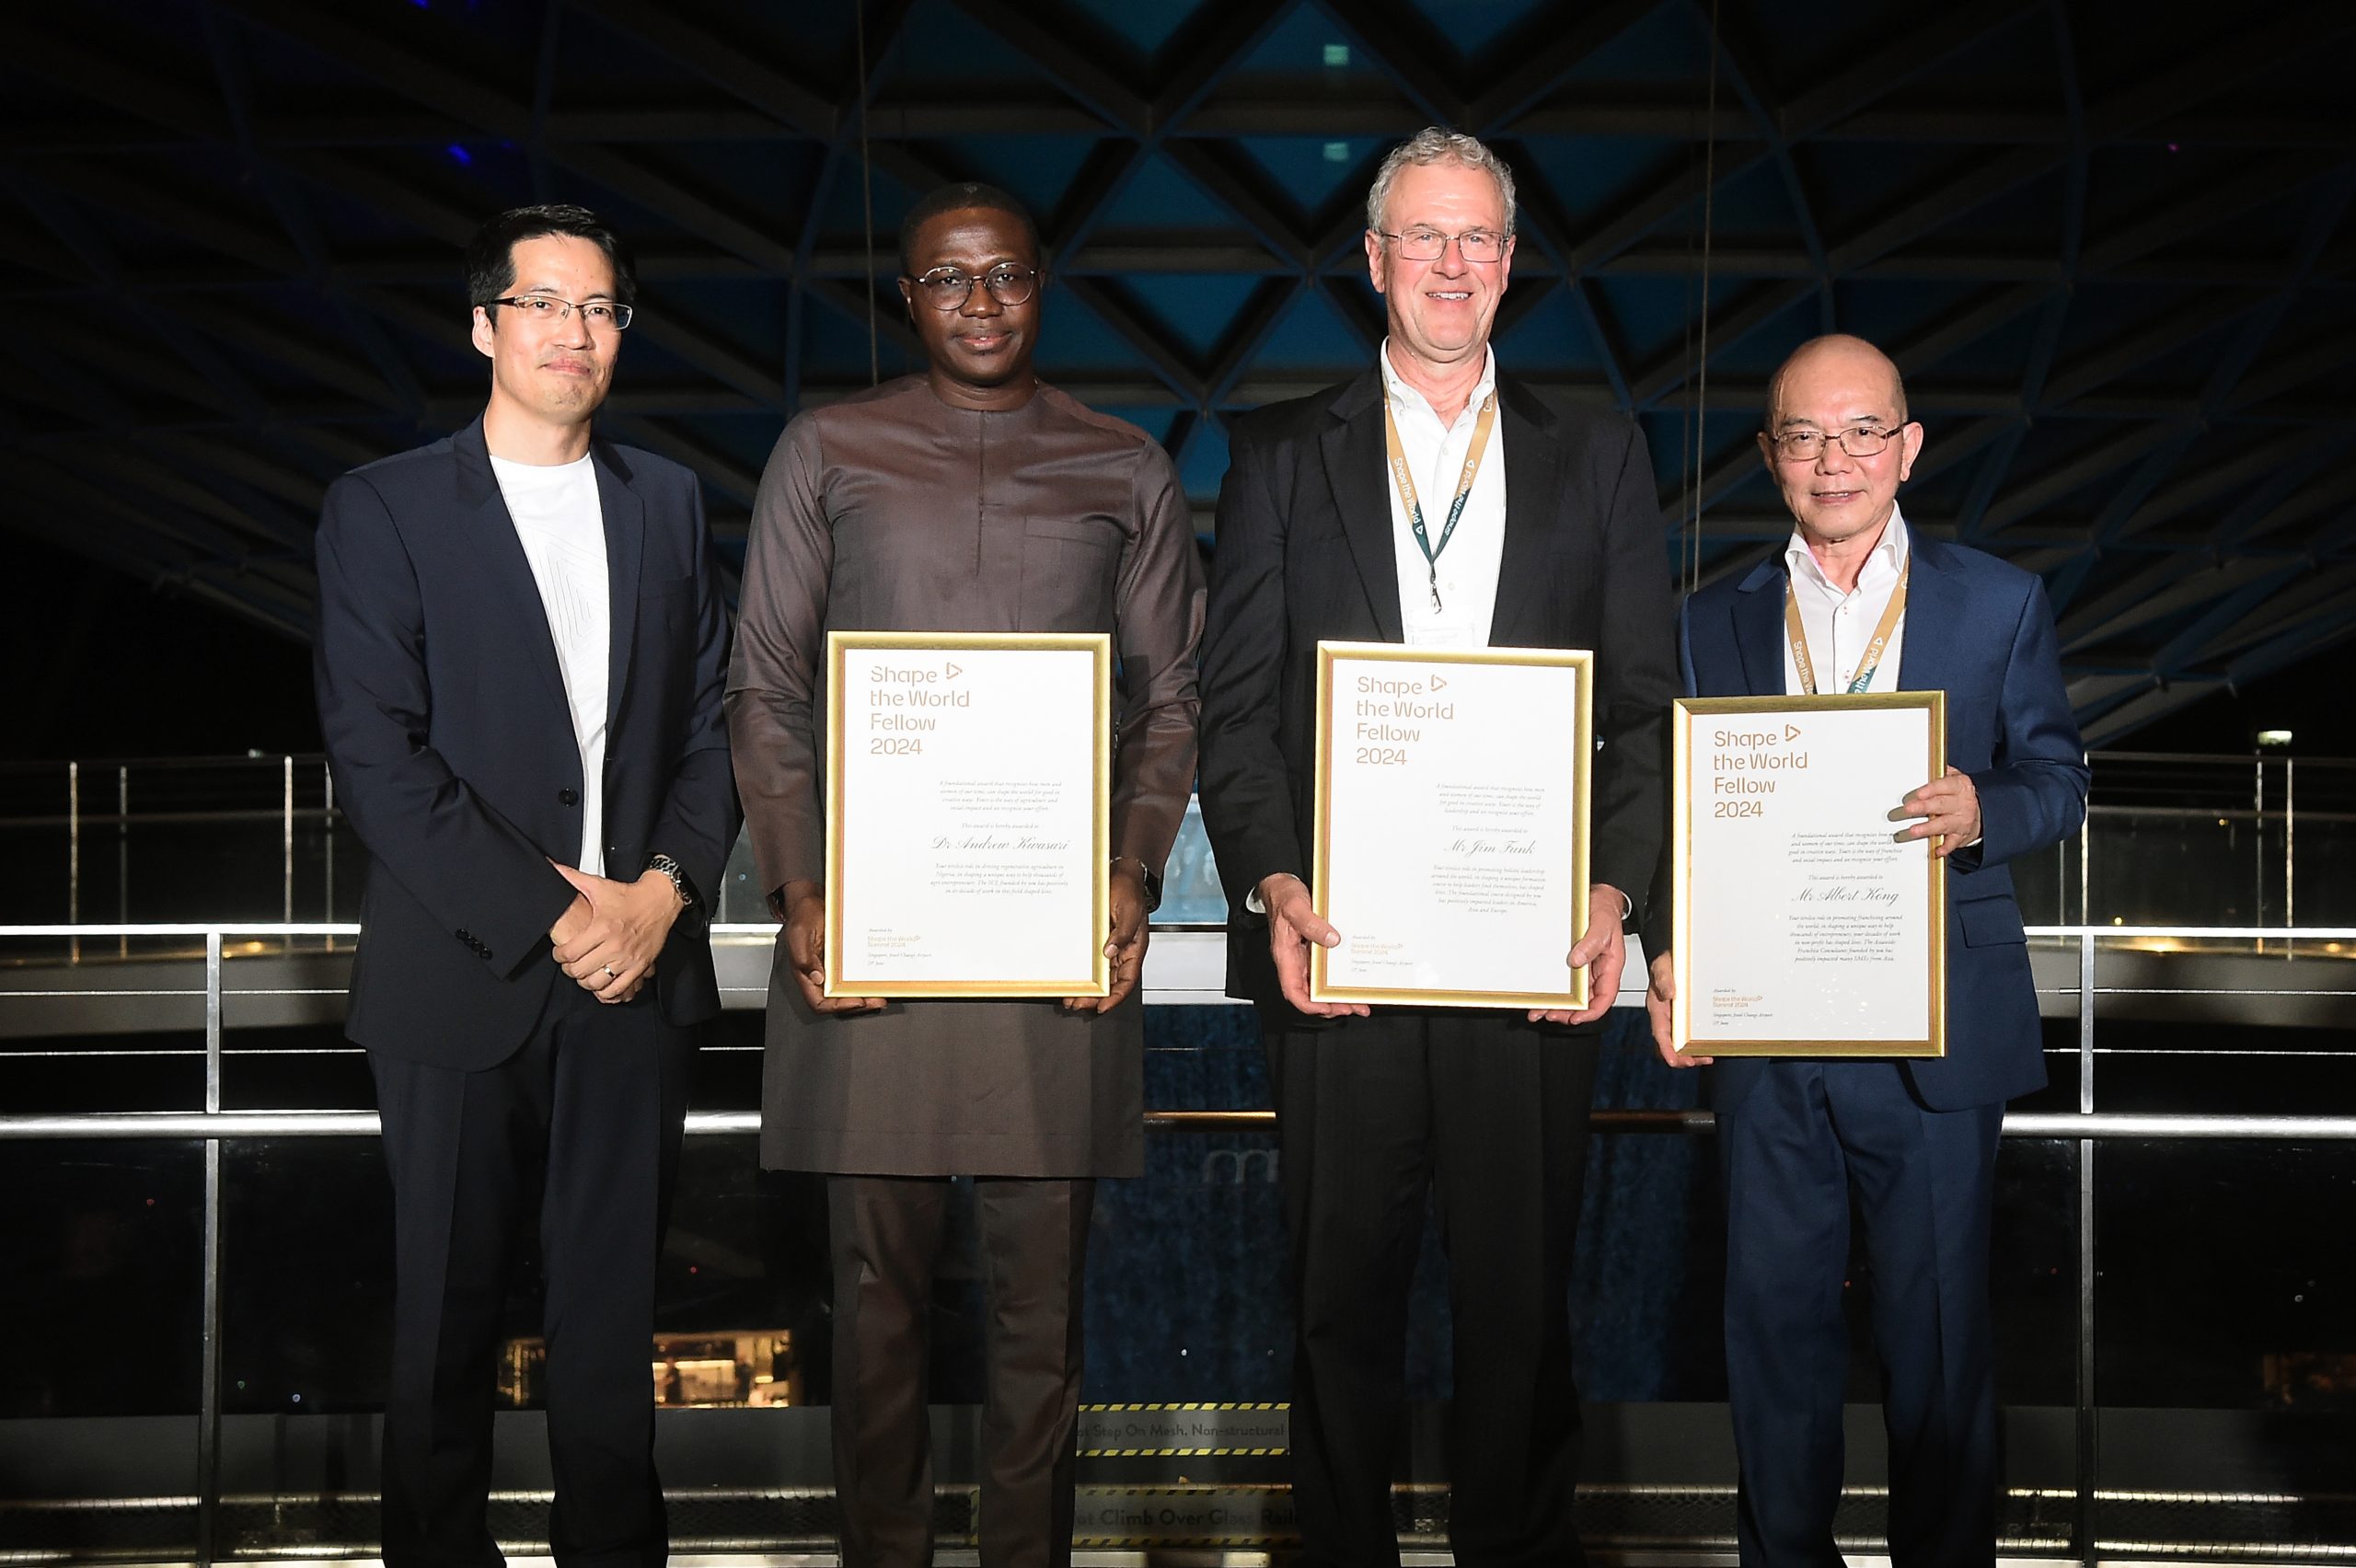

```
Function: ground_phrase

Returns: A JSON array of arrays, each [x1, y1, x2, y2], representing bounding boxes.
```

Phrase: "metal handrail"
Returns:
[[10, 1107, 2356, 1140], [13, 920, 2356, 938]]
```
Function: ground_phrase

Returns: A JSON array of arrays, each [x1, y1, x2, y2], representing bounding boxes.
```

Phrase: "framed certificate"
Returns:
[[1670, 692, 1946, 1057], [1311, 641, 1592, 1009], [824, 631, 1110, 998]]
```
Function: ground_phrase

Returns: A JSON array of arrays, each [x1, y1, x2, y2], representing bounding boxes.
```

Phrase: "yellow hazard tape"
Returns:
[[1077, 1402, 1289, 1457], [1079, 1447, 1284, 1458], [1073, 1539, 1302, 1548], [1079, 1401, 1287, 1412]]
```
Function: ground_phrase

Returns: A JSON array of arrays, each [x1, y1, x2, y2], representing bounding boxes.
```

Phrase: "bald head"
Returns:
[[1757, 331, 1923, 549], [1766, 333, 1907, 431]]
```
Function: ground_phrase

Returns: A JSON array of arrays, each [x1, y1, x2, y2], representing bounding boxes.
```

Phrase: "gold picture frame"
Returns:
[[824, 629, 1111, 998], [1670, 691, 1946, 1056], [1311, 640, 1594, 1009]]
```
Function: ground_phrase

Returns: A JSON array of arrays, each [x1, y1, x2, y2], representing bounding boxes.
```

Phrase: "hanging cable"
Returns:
[[1676, 133, 1697, 601], [855, 0, 879, 385], [1688, 0, 1722, 598]]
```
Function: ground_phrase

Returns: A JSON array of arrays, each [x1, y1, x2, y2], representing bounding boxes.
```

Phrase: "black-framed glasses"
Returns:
[[1375, 226, 1509, 263], [486, 294, 634, 330], [1768, 422, 1911, 462], [907, 263, 1041, 310]]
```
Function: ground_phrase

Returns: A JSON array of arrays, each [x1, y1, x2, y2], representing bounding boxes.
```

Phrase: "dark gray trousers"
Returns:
[[827, 1174, 1095, 1568]]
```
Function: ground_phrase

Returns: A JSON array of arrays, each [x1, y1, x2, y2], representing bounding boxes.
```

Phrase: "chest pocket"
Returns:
[[641, 573, 693, 631], [1020, 516, 1123, 627]]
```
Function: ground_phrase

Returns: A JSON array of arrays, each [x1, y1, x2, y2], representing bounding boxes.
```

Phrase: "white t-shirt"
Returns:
[[491, 452, 609, 875]]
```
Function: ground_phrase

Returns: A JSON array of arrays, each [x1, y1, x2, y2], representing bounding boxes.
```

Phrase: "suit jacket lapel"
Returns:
[[1732, 556, 1788, 696], [1488, 375, 1558, 648], [1318, 370, 1405, 644], [594, 437, 644, 732], [454, 418, 571, 716], [1895, 535, 1958, 746]]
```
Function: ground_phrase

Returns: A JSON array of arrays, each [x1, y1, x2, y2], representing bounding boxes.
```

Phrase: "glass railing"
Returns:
[[5, 918, 2356, 1562], [8, 750, 2356, 944], [7, 749, 2356, 1560]]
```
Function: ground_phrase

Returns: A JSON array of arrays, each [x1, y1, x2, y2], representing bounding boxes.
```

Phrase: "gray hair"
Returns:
[[1365, 127, 1519, 236]]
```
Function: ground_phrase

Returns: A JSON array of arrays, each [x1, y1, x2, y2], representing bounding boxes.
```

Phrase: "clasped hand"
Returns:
[[549, 862, 683, 1004]]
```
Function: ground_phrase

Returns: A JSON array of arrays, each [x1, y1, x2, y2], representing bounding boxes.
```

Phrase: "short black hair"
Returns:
[[466, 203, 637, 317], [896, 182, 1044, 278]]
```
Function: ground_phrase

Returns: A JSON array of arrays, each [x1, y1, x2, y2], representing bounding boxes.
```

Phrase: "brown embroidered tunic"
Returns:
[[726, 376, 1204, 1176]]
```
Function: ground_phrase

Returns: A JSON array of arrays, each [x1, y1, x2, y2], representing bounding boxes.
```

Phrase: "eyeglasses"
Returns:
[[1376, 226, 1509, 263], [486, 294, 634, 330], [907, 264, 1040, 310], [1768, 423, 1910, 462]]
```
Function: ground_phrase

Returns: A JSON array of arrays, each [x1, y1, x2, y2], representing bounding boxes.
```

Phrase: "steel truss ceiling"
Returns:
[[3, 0, 2352, 744]]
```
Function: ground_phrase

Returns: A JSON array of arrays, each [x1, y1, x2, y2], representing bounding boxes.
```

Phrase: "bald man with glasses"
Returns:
[[1645, 333, 2087, 1568]]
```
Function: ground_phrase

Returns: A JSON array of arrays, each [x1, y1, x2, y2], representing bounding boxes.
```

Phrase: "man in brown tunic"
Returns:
[[725, 183, 1203, 1568]]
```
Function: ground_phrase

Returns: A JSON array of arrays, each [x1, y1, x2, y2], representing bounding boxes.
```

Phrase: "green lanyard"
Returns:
[[1381, 388, 1498, 614]]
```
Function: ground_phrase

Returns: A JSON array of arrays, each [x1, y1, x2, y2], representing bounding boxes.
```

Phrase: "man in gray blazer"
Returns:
[[725, 183, 1203, 1568]]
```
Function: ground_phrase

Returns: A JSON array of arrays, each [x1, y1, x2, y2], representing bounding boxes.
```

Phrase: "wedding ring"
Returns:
[[603, 963, 617, 978]]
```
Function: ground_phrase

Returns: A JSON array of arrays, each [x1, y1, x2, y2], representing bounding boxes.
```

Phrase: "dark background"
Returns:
[[6, 529, 2345, 764], [5, 0, 2353, 767]]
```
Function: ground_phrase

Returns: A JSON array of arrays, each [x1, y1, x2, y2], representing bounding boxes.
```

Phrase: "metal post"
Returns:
[[118, 766, 130, 960], [2076, 809, 2090, 932], [322, 762, 336, 949], [2253, 755, 2265, 953], [282, 756, 295, 954], [2284, 756, 2295, 959], [198, 930, 225, 1568], [67, 762, 80, 965], [2074, 927, 2098, 1564]]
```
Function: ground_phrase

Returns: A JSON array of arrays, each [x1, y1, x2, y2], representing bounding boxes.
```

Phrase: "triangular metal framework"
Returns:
[[3, 0, 2352, 744]]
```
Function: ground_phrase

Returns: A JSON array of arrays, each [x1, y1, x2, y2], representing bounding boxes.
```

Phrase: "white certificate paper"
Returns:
[[1671, 693, 1946, 1056], [825, 632, 1109, 997], [1311, 642, 1591, 1009]]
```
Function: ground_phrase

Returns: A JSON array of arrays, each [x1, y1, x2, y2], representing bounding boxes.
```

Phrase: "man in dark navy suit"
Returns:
[[314, 203, 736, 1568], [1645, 334, 2087, 1568]]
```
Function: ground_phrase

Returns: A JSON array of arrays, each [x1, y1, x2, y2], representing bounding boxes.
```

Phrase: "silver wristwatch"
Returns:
[[646, 853, 693, 908]]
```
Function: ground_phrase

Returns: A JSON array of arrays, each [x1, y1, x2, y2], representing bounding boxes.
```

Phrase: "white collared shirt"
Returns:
[[491, 451, 609, 875], [1782, 507, 1911, 696], [1380, 340, 1507, 649]]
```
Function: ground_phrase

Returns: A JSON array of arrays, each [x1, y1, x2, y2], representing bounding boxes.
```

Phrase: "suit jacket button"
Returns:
[[559, 788, 579, 806], [480, 946, 493, 961]]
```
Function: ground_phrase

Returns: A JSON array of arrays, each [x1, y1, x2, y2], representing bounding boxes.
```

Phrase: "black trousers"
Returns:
[[370, 984, 695, 1568], [1265, 1009, 1600, 1568], [1719, 1060, 2004, 1568], [827, 1174, 1094, 1568]]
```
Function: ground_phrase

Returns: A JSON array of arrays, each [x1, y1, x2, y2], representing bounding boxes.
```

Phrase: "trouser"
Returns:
[[827, 1174, 1095, 1568], [370, 984, 695, 1568], [1718, 1059, 2004, 1568], [1265, 1009, 1600, 1568]]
